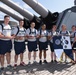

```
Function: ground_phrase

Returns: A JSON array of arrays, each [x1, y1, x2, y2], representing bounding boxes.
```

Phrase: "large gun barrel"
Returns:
[[0, 6, 30, 29], [23, 0, 59, 29], [0, 6, 23, 21], [0, 0, 34, 21], [0, 0, 42, 29], [23, 0, 48, 18]]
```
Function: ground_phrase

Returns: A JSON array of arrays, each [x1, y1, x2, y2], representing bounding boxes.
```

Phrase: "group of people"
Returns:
[[0, 15, 76, 71]]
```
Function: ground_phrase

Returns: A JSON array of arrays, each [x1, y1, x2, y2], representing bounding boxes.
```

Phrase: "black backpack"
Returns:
[[0, 24, 12, 31], [74, 32, 76, 37], [0, 24, 3, 31], [16, 26, 26, 36], [59, 31, 69, 35], [40, 29, 48, 36], [29, 28, 36, 35]]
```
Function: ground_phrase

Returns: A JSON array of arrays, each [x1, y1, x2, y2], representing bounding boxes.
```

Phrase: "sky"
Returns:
[[0, 0, 74, 22]]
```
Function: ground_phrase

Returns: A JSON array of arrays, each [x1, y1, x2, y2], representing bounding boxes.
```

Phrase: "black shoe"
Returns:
[[44, 60, 48, 64], [51, 60, 53, 63], [1, 67, 4, 71], [54, 60, 57, 63], [7, 65, 12, 69], [39, 60, 42, 64]]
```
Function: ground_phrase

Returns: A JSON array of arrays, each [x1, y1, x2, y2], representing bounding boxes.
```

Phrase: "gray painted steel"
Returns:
[[0, 6, 23, 21], [23, 0, 48, 18], [1, 0, 34, 21], [59, 11, 76, 30]]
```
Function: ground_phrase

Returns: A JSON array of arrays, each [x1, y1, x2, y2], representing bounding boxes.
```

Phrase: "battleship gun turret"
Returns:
[[0, 6, 23, 21], [1, 0, 42, 29], [23, 0, 59, 29]]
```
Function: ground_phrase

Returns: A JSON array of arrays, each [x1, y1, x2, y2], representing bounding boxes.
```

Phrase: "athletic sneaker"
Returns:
[[51, 60, 53, 63], [54, 60, 57, 63], [33, 61, 37, 64], [20, 62, 26, 66], [1, 67, 4, 71], [44, 60, 48, 64], [7, 65, 12, 69], [39, 60, 42, 65], [28, 62, 31, 65], [14, 64, 17, 67], [64, 60, 68, 64]]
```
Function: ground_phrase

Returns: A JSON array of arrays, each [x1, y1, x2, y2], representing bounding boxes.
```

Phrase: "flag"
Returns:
[[62, 36, 74, 61], [53, 35, 74, 61], [53, 36, 63, 60]]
